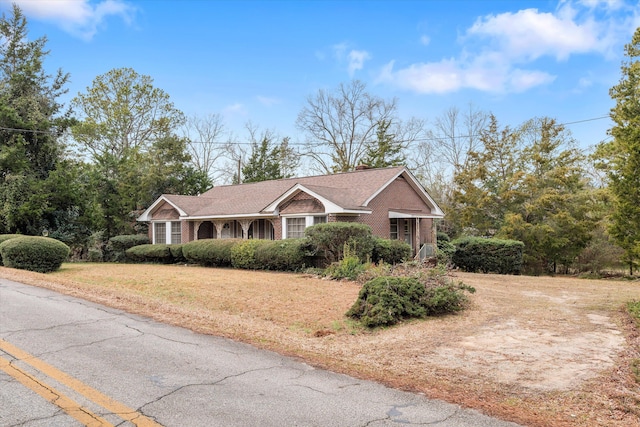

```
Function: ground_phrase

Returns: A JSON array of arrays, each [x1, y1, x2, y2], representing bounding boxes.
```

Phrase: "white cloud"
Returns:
[[256, 96, 281, 107], [331, 42, 370, 76], [420, 35, 430, 46], [5, 0, 135, 41], [223, 103, 247, 117], [347, 49, 371, 76], [377, 0, 638, 95], [467, 8, 600, 61], [378, 57, 555, 94]]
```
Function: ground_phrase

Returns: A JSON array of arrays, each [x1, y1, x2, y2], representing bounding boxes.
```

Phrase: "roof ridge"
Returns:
[[207, 165, 405, 189]]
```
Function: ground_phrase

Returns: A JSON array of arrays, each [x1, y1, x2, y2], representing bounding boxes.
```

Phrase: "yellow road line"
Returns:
[[0, 339, 163, 427], [0, 354, 114, 426]]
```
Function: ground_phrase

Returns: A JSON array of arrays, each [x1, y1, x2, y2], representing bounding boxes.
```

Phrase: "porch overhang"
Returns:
[[388, 210, 444, 219]]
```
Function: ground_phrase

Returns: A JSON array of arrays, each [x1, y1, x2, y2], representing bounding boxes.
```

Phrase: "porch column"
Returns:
[[238, 219, 253, 239], [193, 221, 203, 241], [212, 220, 226, 239], [415, 218, 421, 255]]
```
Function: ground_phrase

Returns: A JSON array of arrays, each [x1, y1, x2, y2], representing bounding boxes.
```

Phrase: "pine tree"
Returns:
[[362, 120, 406, 168], [0, 4, 76, 235], [596, 27, 640, 274], [242, 136, 288, 183]]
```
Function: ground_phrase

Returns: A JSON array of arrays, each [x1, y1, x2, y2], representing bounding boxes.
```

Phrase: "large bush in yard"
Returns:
[[105, 234, 150, 262], [182, 239, 240, 267], [305, 222, 375, 265], [371, 237, 412, 264], [452, 237, 524, 274], [125, 244, 184, 264], [0, 236, 70, 273], [253, 239, 311, 271], [347, 270, 475, 327]]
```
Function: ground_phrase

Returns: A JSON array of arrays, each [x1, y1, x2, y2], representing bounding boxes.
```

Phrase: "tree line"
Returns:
[[0, 4, 637, 275]]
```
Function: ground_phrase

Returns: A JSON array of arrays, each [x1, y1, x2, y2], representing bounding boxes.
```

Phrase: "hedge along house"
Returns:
[[137, 166, 445, 257]]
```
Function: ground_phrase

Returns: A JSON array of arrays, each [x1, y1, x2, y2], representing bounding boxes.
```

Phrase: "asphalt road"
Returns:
[[0, 277, 521, 427]]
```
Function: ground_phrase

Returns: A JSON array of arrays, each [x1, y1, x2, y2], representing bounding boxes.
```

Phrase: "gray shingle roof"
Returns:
[[140, 166, 443, 220]]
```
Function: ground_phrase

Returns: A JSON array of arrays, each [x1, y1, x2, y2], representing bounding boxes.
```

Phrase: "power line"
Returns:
[[0, 114, 612, 145]]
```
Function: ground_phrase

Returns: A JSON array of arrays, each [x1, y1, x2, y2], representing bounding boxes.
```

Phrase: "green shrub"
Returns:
[[87, 248, 103, 262], [169, 244, 186, 263], [452, 237, 524, 274], [346, 277, 428, 327], [305, 222, 375, 265], [0, 236, 70, 273], [125, 244, 173, 263], [231, 239, 267, 269], [0, 234, 22, 244], [436, 232, 451, 243], [436, 240, 456, 265], [182, 239, 240, 267], [253, 238, 311, 271], [105, 234, 150, 262], [325, 243, 367, 281], [372, 237, 412, 265], [0, 234, 22, 263], [346, 271, 475, 328]]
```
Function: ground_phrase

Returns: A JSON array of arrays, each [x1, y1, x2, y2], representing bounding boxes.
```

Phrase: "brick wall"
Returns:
[[279, 192, 325, 214], [361, 176, 435, 244], [150, 201, 179, 220]]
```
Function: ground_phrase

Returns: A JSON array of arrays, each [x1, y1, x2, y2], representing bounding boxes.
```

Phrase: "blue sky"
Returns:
[[3, 0, 639, 153]]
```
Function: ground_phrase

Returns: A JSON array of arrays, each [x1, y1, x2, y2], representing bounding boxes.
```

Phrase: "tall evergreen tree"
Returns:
[[242, 136, 286, 183], [596, 27, 640, 274], [362, 119, 406, 168], [0, 4, 76, 236]]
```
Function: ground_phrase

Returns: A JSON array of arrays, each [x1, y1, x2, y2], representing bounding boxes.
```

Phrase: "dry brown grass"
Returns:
[[2, 263, 640, 427]]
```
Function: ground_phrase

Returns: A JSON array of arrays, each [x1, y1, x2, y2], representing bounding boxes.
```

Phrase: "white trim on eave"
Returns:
[[186, 213, 278, 221], [137, 196, 188, 221], [363, 167, 445, 217], [262, 184, 369, 214]]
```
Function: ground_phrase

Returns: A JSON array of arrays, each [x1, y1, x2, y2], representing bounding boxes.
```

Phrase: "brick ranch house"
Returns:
[[137, 165, 444, 257]]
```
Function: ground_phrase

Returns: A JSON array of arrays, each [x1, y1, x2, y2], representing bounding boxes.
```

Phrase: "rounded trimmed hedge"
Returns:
[[253, 239, 311, 271], [452, 237, 524, 274], [125, 244, 186, 264], [182, 239, 241, 267], [0, 234, 22, 263], [105, 234, 150, 262], [0, 236, 70, 273]]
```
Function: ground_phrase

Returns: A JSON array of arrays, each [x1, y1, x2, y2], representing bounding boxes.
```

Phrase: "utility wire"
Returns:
[[0, 114, 612, 146]]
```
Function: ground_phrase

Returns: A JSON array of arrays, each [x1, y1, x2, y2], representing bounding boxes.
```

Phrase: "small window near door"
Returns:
[[154, 223, 166, 244], [390, 218, 398, 239]]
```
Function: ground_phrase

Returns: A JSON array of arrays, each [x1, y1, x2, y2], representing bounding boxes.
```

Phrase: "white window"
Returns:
[[171, 222, 181, 244], [390, 219, 398, 240], [286, 217, 306, 238], [154, 223, 166, 244]]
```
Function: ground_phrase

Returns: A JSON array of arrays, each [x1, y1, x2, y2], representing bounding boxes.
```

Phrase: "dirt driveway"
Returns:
[[1, 265, 639, 426]]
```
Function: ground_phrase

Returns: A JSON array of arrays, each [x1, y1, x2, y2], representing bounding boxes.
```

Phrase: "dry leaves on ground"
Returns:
[[1, 264, 639, 427]]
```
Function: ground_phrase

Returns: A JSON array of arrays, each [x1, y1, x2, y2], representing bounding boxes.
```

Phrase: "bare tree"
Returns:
[[296, 80, 398, 173], [183, 113, 228, 184], [426, 103, 489, 178]]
